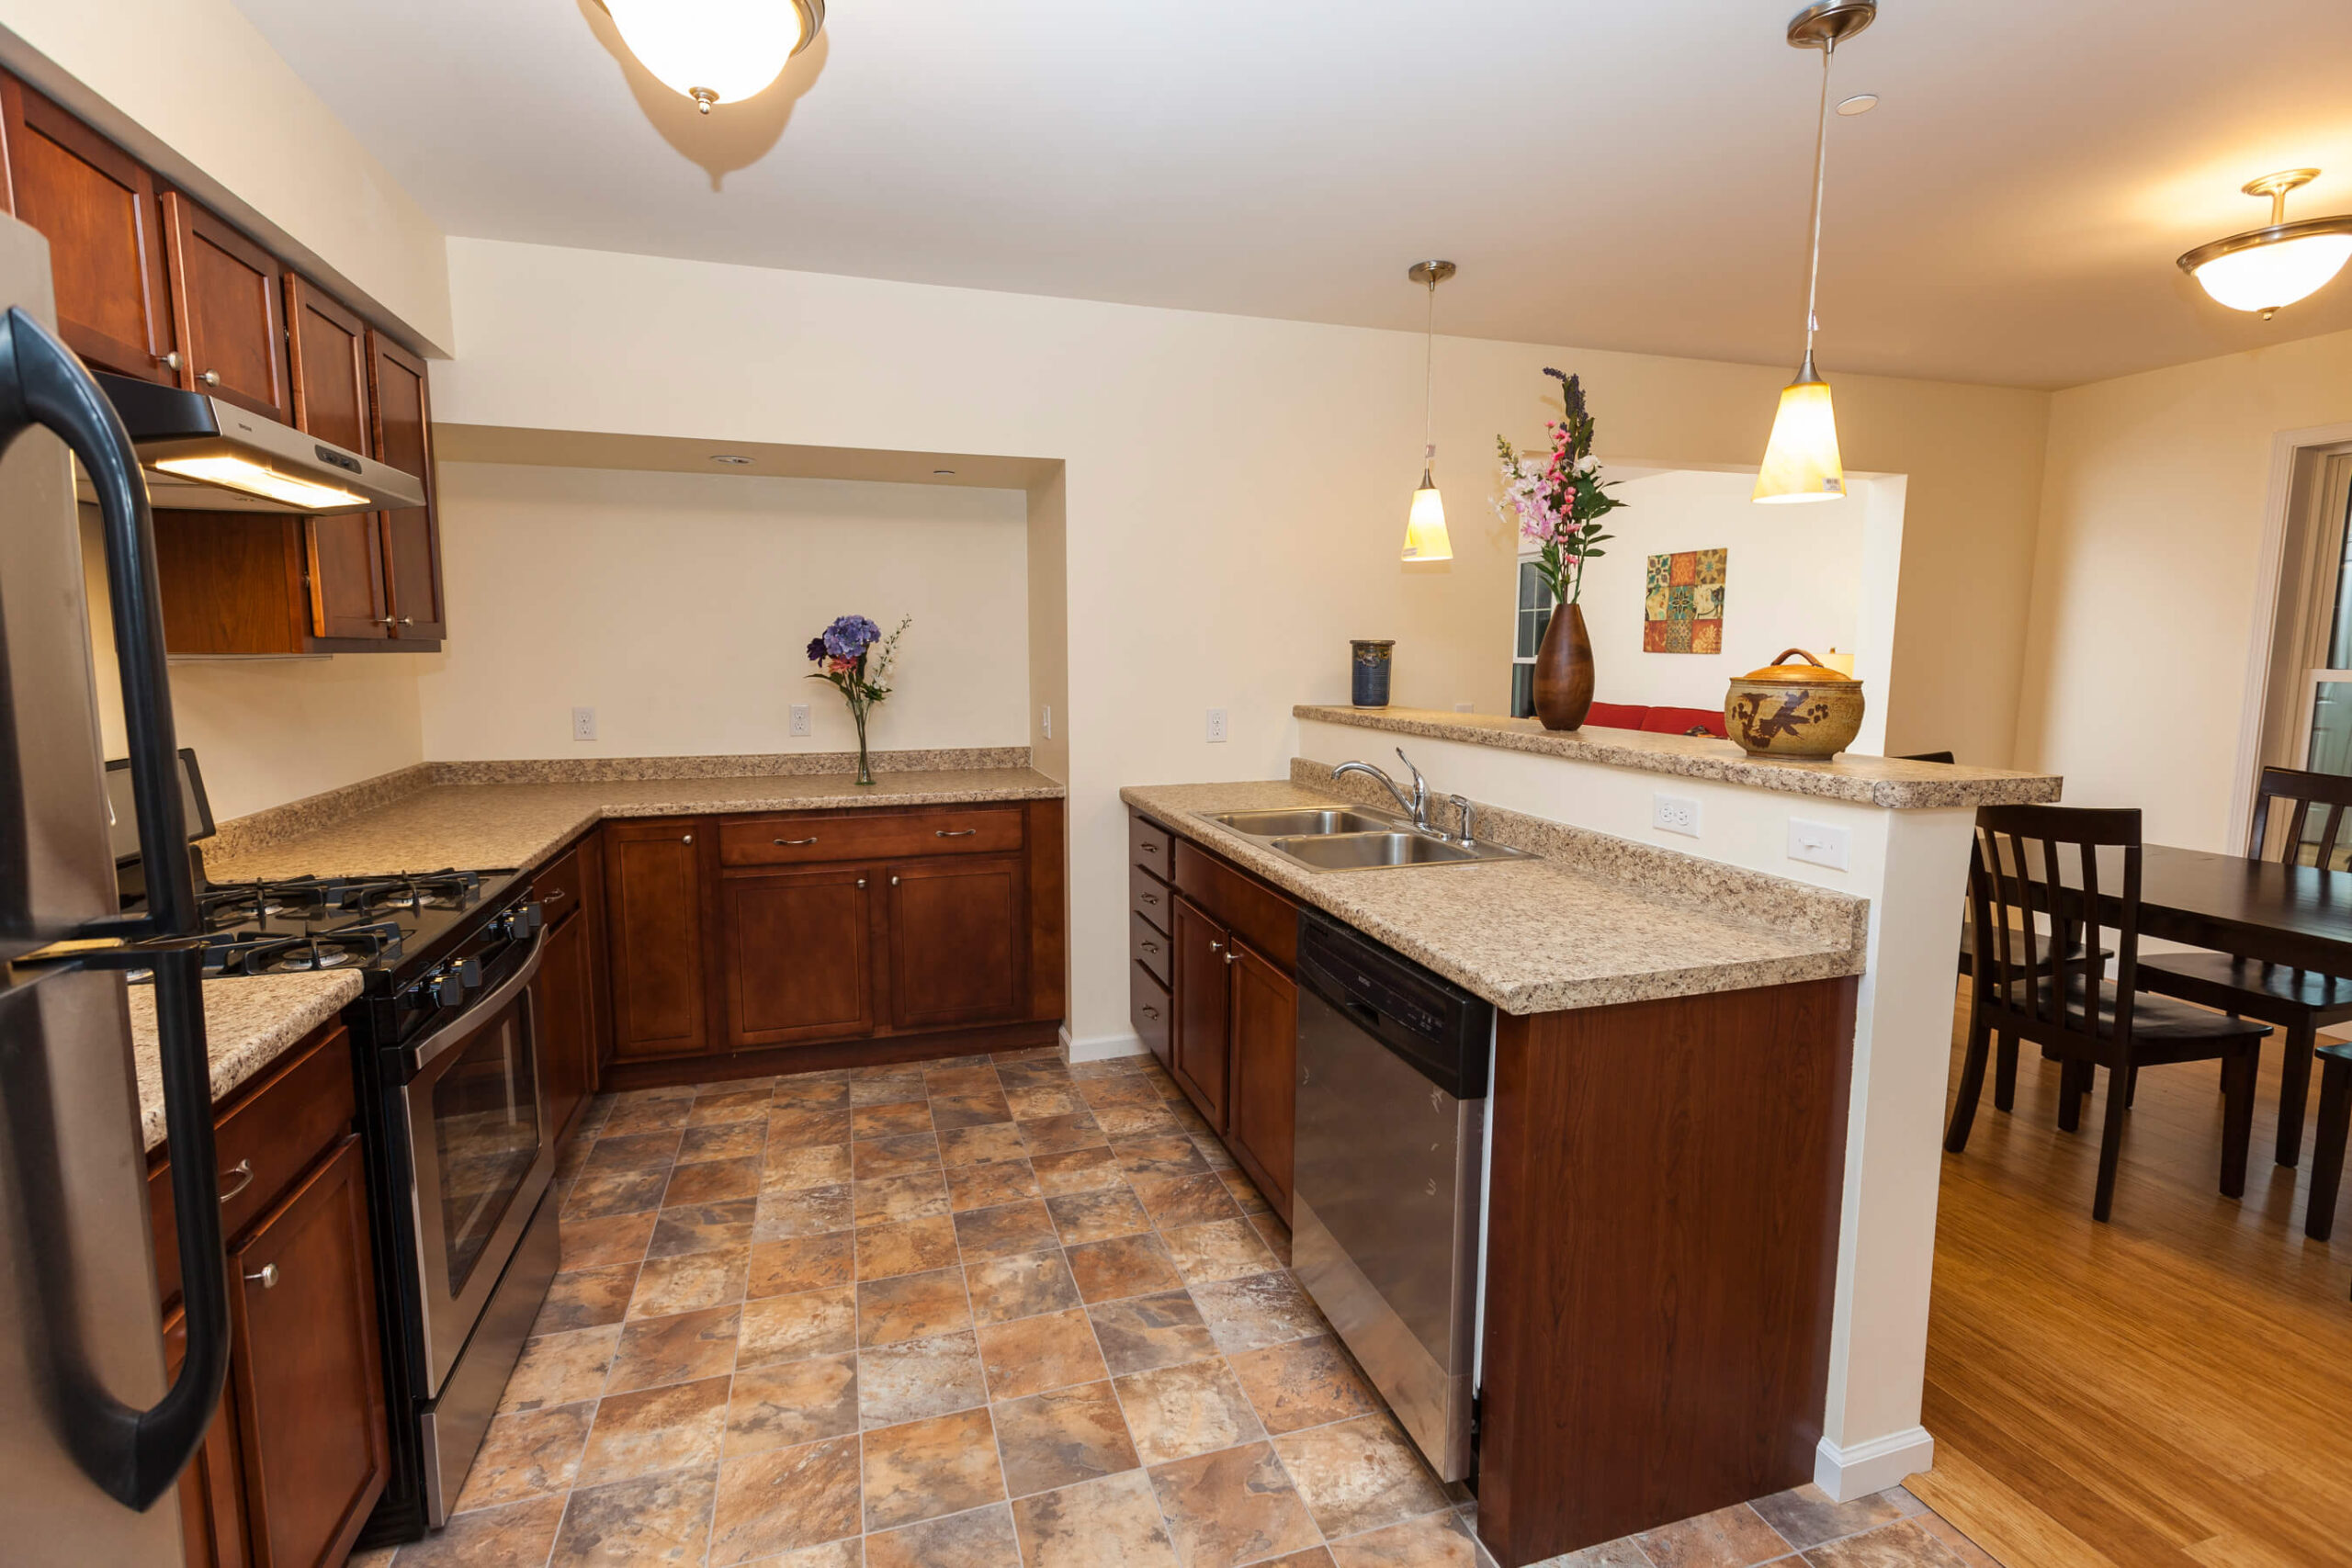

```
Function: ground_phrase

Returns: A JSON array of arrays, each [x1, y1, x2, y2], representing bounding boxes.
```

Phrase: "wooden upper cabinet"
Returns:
[[286, 276, 388, 640], [888, 856, 1024, 1032], [227, 1134, 388, 1568], [606, 820, 712, 1059], [367, 330, 445, 640], [160, 190, 288, 421], [0, 77, 175, 379]]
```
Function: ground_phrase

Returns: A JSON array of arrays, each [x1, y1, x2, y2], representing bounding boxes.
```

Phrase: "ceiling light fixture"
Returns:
[[1755, 0, 1875, 506], [1402, 260, 1457, 562], [710, 454, 754, 465], [594, 0, 825, 115], [2177, 170, 2352, 321], [1836, 93, 1878, 116]]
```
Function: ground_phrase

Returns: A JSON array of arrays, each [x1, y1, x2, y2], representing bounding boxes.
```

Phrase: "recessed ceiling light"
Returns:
[[933, 468, 956, 476], [1837, 93, 1879, 116], [709, 454, 753, 465]]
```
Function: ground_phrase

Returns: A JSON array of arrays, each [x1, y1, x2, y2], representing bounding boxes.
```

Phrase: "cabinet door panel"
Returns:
[[229, 1135, 388, 1568], [162, 1307, 248, 1568], [1170, 896, 1232, 1131], [887, 857, 1023, 1031], [536, 909, 594, 1144], [162, 190, 288, 421], [725, 867, 876, 1046], [1226, 940, 1296, 1221], [304, 514, 388, 640], [287, 276, 387, 640], [0, 79, 175, 378], [605, 821, 709, 1058], [367, 330, 445, 640]]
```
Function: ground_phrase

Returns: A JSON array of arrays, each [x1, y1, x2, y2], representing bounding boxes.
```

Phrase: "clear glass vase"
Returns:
[[853, 705, 875, 785]]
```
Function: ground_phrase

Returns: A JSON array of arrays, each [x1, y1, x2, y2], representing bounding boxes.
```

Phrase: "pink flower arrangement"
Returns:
[[1494, 368, 1624, 606]]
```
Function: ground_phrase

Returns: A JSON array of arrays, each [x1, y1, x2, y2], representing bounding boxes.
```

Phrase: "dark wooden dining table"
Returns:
[[2028, 841, 2352, 975]]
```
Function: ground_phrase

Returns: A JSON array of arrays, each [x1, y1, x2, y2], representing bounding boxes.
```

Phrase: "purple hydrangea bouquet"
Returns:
[[806, 613, 910, 785]]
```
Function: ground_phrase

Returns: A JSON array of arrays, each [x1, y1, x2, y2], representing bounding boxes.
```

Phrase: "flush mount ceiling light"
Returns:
[[594, 0, 825, 115], [1837, 93, 1878, 116], [709, 454, 754, 465], [1402, 259, 1457, 562], [1755, 0, 1875, 506], [2177, 170, 2352, 320]]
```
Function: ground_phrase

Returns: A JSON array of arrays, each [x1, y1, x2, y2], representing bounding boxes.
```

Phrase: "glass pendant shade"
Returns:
[[1752, 358, 1846, 504], [1402, 472, 1453, 561], [2188, 231, 2352, 314], [602, 0, 821, 112]]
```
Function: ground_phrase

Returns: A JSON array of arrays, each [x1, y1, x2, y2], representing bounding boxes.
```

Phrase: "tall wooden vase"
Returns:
[[1532, 602, 1595, 731]]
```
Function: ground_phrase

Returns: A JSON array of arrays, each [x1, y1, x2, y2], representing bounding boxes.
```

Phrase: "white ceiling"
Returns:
[[227, 0, 2352, 389]]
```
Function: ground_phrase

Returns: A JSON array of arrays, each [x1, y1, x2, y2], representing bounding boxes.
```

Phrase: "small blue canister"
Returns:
[[1351, 639, 1396, 707]]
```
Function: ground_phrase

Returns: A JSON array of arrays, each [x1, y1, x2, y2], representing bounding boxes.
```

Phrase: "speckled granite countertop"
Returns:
[[1121, 780, 1868, 1015], [1295, 705, 2061, 809], [127, 972, 362, 1153], [208, 768, 1065, 882]]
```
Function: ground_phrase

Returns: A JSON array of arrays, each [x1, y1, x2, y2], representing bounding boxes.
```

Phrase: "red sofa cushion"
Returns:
[[1585, 702, 1651, 730], [1640, 705, 1728, 739]]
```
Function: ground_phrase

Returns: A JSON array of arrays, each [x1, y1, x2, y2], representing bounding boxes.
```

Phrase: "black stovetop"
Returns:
[[181, 868, 520, 982]]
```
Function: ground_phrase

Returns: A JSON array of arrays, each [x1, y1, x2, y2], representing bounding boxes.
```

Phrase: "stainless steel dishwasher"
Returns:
[[1293, 909, 1493, 1483]]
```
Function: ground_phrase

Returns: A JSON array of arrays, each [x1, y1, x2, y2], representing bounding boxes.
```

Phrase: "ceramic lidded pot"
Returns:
[[1724, 648, 1864, 758]]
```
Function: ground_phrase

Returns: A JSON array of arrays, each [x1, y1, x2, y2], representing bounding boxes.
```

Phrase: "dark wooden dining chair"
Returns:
[[2136, 766, 2352, 1168], [1945, 804, 2270, 1223], [2305, 1042, 2352, 1256]]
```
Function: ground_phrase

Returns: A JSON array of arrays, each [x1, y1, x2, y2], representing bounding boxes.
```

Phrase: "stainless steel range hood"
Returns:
[[85, 371, 425, 515]]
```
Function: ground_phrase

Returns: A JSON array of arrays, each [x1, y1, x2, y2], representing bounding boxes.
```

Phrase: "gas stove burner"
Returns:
[[199, 917, 406, 979], [269, 945, 359, 973], [196, 869, 486, 933]]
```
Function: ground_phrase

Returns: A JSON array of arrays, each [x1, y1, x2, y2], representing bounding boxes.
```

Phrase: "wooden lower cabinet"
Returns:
[[1170, 897, 1233, 1127], [151, 1023, 389, 1568], [1224, 940, 1297, 1215], [605, 818, 712, 1060], [226, 1135, 388, 1568], [535, 906, 596, 1142], [724, 865, 877, 1047], [888, 856, 1023, 1031]]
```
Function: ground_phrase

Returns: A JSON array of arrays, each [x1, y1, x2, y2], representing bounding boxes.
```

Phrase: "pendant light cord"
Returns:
[[1422, 276, 1438, 472], [1803, 43, 1835, 355]]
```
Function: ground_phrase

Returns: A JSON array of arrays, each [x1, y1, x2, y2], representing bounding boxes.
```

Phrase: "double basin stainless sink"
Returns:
[[1201, 805, 1531, 873]]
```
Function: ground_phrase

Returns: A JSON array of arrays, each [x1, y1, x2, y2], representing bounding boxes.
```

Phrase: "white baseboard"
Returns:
[[1814, 1427, 1934, 1502], [1065, 1028, 1148, 1063]]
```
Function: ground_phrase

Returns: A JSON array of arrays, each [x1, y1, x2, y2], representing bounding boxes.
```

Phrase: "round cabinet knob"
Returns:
[[683, 833, 694, 843], [1208, 940, 1225, 954], [157, 350, 182, 371], [198, 369, 220, 386], [855, 878, 867, 889], [890, 874, 901, 886], [244, 1263, 279, 1290]]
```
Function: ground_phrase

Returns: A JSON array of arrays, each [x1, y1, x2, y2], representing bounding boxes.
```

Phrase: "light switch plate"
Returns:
[[1042, 705, 1053, 739], [571, 706, 596, 742], [1652, 793, 1701, 837], [1788, 818, 1851, 871], [788, 704, 812, 738], [1206, 708, 1228, 743]]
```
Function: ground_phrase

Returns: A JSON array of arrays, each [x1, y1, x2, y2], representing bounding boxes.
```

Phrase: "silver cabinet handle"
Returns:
[[775, 836, 818, 846], [1138, 890, 1160, 906], [890, 874, 900, 886], [157, 350, 182, 371], [218, 1159, 254, 1203], [1208, 940, 1224, 954], [542, 888, 569, 907], [244, 1263, 278, 1290], [198, 369, 220, 386], [377, 616, 398, 625], [855, 878, 867, 889], [1224, 950, 1238, 966], [935, 829, 978, 839], [1140, 939, 1159, 953], [1139, 841, 1159, 855], [1140, 1004, 1160, 1020], [682, 833, 694, 843], [398, 616, 414, 626]]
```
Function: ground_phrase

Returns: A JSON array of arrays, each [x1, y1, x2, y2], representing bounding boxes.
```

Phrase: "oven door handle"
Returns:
[[406, 927, 548, 1076]]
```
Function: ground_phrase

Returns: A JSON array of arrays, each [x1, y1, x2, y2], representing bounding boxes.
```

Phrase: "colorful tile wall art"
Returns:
[[1643, 547, 1726, 654]]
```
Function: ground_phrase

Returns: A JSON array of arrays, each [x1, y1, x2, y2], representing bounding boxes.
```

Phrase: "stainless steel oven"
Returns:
[[395, 931, 551, 1396]]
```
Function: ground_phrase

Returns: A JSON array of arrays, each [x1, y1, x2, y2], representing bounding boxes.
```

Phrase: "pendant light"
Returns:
[[2177, 170, 2352, 320], [1403, 260, 1457, 561], [1755, 0, 1875, 506], [595, 0, 826, 115]]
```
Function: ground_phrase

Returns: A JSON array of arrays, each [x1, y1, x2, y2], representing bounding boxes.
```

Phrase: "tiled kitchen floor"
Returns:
[[352, 1048, 2001, 1568]]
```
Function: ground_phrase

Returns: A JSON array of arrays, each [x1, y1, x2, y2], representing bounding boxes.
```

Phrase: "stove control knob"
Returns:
[[429, 969, 466, 1008], [520, 901, 545, 934], [454, 957, 483, 990]]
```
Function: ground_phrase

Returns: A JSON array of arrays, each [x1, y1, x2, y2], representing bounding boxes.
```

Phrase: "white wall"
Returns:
[[418, 464, 1031, 761], [1575, 468, 1870, 711], [2015, 322, 2352, 849]]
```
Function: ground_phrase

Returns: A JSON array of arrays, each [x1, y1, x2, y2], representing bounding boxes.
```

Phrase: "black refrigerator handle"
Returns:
[[0, 306, 229, 1509]]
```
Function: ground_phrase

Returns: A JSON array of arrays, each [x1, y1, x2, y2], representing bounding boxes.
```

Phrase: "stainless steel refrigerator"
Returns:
[[0, 212, 232, 1560]]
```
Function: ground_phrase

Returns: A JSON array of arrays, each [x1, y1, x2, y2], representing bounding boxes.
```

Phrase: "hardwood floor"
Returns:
[[1911, 979, 2352, 1567]]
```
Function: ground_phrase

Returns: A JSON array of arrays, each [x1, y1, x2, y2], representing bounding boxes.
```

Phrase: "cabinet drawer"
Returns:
[[1174, 839, 1298, 970], [1130, 909, 1172, 987], [1129, 813, 1176, 880], [1131, 964, 1171, 1067], [1129, 861, 1173, 933], [721, 807, 1023, 868], [532, 840, 589, 925], [151, 1023, 355, 1309]]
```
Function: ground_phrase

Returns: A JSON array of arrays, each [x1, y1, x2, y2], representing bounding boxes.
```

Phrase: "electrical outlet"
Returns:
[[1205, 708, 1228, 744], [1788, 818, 1851, 871], [1652, 793, 1701, 838], [788, 704, 812, 738], [571, 706, 597, 742], [1042, 705, 1053, 739]]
